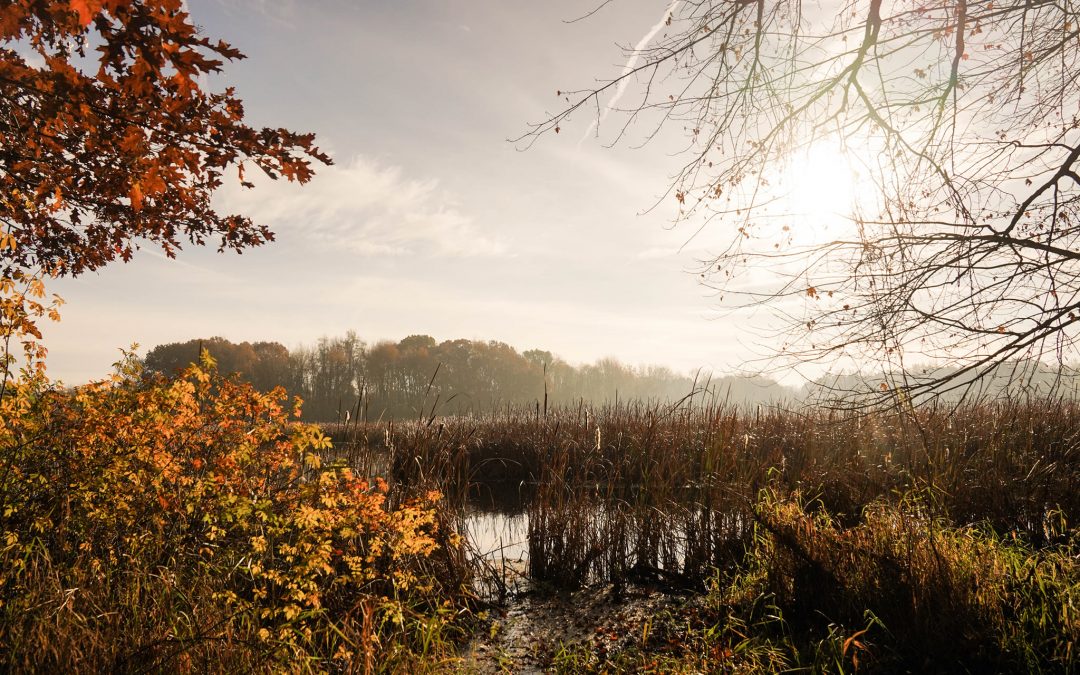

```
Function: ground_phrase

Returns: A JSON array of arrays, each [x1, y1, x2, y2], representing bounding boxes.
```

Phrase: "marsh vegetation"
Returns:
[[320, 396, 1080, 672]]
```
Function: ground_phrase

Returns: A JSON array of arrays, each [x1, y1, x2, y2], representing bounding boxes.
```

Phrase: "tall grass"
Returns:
[[544, 491, 1078, 673], [325, 397, 1080, 591]]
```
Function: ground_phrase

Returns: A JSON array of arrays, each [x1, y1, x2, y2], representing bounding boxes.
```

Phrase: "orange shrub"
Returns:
[[0, 350, 466, 672]]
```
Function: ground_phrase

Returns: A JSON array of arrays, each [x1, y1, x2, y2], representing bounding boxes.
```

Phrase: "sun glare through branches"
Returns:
[[774, 139, 866, 250]]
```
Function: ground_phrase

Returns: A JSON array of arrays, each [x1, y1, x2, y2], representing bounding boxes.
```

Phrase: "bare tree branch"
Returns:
[[524, 0, 1080, 405]]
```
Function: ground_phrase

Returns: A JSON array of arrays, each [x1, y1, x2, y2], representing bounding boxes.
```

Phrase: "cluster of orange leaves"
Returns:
[[1, 0, 330, 276], [0, 350, 454, 667]]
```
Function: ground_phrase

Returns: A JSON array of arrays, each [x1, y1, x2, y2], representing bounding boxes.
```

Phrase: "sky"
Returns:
[[45, 0, 780, 384]]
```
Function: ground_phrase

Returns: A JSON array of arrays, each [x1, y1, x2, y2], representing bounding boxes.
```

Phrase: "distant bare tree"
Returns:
[[521, 0, 1080, 402]]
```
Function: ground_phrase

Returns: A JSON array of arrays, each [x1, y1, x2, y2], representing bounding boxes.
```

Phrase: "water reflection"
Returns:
[[459, 481, 751, 598], [465, 510, 529, 562], [462, 482, 533, 600]]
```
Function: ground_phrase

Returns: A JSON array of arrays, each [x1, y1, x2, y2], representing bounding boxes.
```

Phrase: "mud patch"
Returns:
[[460, 583, 696, 673]]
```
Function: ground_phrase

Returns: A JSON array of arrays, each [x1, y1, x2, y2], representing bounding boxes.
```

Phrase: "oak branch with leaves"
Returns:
[[0, 0, 330, 384], [524, 0, 1080, 402], [0, 0, 331, 276]]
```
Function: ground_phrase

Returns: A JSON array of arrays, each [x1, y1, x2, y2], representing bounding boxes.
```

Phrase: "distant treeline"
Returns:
[[142, 333, 792, 421]]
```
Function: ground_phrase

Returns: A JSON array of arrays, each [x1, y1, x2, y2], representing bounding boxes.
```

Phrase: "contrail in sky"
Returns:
[[579, 0, 682, 145]]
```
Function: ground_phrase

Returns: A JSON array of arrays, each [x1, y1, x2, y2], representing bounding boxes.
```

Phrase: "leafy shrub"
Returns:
[[0, 351, 467, 672]]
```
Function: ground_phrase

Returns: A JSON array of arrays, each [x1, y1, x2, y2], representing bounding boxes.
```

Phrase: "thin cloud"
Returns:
[[216, 155, 506, 258], [207, 0, 298, 27], [635, 246, 680, 261]]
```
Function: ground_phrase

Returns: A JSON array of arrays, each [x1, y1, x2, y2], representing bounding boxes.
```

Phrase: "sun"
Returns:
[[778, 140, 863, 248]]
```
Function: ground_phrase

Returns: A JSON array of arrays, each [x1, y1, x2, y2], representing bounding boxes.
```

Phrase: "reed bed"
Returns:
[[324, 398, 1080, 590], [545, 491, 1079, 673]]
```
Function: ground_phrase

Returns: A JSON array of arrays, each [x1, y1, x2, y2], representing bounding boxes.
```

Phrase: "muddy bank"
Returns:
[[461, 582, 698, 673]]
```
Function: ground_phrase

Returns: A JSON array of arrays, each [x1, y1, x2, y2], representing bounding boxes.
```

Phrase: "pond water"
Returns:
[[458, 482, 751, 600], [461, 484, 533, 599], [464, 509, 529, 564]]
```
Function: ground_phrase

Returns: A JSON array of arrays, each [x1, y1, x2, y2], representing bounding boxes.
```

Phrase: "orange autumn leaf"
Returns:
[[69, 0, 103, 27], [129, 181, 143, 211]]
